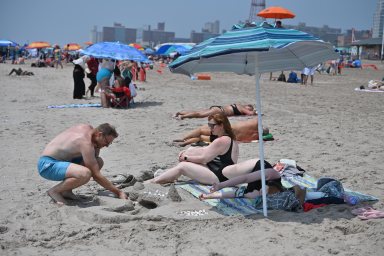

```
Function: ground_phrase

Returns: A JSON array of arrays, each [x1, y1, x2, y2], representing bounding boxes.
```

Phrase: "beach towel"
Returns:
[[354, 88, 384, 93], [178, 174, 378, 216], [178, 182, 263, 216], [47, 103, 102, 109]]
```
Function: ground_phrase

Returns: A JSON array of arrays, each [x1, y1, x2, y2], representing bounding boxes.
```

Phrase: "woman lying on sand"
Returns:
[[173, 118, 269, 147], [145, 113, 239, 185], [174, 103, 256, 120], [199, 159, 287, 199]]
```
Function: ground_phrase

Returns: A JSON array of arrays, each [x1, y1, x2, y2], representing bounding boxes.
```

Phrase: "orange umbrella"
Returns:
[[26, 41, 51, 49], [84, 41, 93, 46], [64, 43, 82, 51], [257, 6, 295, 19]]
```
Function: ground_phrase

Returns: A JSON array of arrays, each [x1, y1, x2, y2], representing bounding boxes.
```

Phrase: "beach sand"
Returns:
[[0, 61, 383, 255]]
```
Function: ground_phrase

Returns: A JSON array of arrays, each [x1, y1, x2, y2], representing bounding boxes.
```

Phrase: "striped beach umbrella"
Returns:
[[169, 25, 339, 217]]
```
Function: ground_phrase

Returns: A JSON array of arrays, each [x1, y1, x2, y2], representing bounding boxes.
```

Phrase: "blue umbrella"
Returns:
[[0, 40, 18, 47], [81, 41, 149, 62], [169, 25, 339, 217]]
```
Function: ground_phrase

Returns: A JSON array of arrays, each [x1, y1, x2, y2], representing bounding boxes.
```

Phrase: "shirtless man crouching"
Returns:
[[37, 123, 128, 205]]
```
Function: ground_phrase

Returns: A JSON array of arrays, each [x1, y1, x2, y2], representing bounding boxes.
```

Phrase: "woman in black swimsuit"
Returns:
[[146, 113, 239, 185], [174, 103, 256, 119]]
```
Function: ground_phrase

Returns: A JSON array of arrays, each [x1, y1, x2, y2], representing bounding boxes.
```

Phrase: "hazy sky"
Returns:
[[1, 0, 378, 46]]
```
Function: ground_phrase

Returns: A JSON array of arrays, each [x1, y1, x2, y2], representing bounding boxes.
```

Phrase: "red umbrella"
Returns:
[[257, 6, 295, 19], [26, 41, 51, 49]]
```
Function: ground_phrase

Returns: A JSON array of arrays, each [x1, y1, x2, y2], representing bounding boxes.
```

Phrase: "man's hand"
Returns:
[[117, 190, 128, 200]]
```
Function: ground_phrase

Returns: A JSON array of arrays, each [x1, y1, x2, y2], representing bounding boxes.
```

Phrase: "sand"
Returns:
[[0, 60, 383, 256]]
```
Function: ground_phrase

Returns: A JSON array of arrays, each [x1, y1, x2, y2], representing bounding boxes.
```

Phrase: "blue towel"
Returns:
[[47, 103, 102, 109], [178, 174, 378, 216]]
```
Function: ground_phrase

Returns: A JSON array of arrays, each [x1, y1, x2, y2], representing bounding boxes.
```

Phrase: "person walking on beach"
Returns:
[[85, 56, 99, 97], [174, 103, 257, 120], [53, 45, 63, 69], [37, 123, 128, 205]]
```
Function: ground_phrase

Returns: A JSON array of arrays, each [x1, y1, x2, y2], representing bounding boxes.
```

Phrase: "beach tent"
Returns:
[[169, 24, 338, 217], [155, 44, 192, 56], [0, 40, 18, 47]]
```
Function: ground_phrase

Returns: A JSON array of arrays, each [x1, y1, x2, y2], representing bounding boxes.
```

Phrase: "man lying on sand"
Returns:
[[8, 68, 34, 76], [173, 118, 269, 147], [37, 123, 128, 205], [174, 103, 256, 120]]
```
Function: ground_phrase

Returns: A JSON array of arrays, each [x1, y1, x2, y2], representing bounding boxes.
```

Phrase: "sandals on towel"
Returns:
[[351, 207, 384, 220]]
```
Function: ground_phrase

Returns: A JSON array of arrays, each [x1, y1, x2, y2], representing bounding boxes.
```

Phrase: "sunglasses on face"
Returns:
[[208, 123, 218, 129]]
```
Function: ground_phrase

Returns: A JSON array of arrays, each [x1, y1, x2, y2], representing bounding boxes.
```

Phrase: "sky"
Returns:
[[0, 0, 378, 46]]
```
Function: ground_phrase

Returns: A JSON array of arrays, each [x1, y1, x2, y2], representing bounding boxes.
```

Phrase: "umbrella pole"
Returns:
[[254, 63, 268, 217]]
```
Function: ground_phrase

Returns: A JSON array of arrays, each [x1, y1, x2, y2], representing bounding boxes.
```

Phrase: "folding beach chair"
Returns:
[[110, 87, 131, 108]]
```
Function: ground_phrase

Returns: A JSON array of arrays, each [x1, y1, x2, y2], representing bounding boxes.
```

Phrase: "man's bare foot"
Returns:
[[47, 189, 67, 206], [62, 190, 79, 200]]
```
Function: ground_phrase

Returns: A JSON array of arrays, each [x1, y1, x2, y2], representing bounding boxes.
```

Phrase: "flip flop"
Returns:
[[358, 210, 384, 220], [351, 207, 376, 216], [111, 174, 133, 184]]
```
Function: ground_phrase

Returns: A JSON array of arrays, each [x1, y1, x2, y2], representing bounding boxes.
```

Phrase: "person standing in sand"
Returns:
[[174, 103, 256, 120], [37, 123, 128, 205]]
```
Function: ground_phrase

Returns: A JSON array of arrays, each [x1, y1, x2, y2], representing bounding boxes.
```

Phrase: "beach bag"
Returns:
[[287, 72, 298, 83], [317, 178, 344, 199], [277, 73, 286, 82], [129, 82, 137, 97], [256, 190, 302, 212]]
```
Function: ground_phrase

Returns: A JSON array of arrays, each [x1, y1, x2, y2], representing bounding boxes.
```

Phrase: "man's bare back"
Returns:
[[42, 124, 95, 161]]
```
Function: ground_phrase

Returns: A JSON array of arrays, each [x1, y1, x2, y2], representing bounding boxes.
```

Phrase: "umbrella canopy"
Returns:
[[81, 41, 149, 62], [84, 41, 93, 46], [169, 26, 337, 75], [257, 6, 295, 19], [0, 40, 18, 47], [169, 25, 339, 217], [26, 41, 51, 49], [64, 43, 82, 51], [156, 44, 192, 56], [129, 43, 144, 51]]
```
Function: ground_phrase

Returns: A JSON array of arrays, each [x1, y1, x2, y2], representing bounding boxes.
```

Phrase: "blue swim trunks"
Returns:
[[37, 156, 83, 181], [96, 68, 112, 82]]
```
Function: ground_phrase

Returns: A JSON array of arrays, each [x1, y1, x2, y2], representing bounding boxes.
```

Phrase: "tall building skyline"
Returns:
[[372, 0, 384, 38]]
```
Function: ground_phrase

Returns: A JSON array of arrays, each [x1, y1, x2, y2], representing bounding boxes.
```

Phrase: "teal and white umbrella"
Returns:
[[169, 25, 339, 217]]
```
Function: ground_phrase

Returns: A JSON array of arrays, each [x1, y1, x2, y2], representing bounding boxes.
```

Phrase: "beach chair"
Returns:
[[110, 87, 131, 108]]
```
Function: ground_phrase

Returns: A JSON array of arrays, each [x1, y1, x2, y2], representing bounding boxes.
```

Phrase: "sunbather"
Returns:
[[173, 118, 269, 147], [174, 103, 256, 120], [8, 68, 34, 76], [145, 113, 239, 185], [199, 158, 306, 205], [199, 159, 283, 199]]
